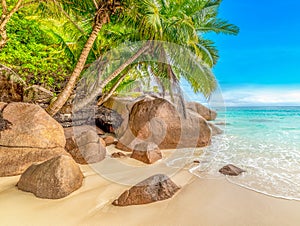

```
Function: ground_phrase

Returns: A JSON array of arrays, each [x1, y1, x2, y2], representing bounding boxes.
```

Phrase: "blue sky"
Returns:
[[208, 0, 300, 106]]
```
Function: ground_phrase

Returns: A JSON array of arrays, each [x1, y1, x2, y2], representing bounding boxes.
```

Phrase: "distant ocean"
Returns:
[[189, 106, 300, 200]]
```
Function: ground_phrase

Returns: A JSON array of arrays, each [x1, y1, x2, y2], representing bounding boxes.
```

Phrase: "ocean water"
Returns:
[[189, 106, 300, 200]]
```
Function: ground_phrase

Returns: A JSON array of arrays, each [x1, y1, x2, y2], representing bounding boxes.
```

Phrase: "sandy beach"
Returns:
[[1, 146, 300, 226]]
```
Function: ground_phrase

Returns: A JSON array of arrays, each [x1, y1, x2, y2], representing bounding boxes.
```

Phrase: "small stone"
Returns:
[[64, 128, 106, 164], [111, 152, 126, 158], [103, 136, 115, 146], [131, 142, 162, 164], [219, 164, 246, 176]]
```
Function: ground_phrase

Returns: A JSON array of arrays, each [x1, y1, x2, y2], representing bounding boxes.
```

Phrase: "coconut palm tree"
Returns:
[[94, 0, 239, 105], [48, 0, 239, 115], [45, 0, 122, 116]]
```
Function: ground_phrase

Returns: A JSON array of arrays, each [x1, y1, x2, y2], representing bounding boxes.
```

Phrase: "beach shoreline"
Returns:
[[1, 161, 300, 226]]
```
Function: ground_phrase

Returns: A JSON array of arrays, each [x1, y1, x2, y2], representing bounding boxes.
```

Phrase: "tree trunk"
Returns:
[[97, 72, 127, 106], [0, 0, 23, 50], [73, 42, 150, 111], [0, 27, 7, 50], [46, 22, 103, 116]]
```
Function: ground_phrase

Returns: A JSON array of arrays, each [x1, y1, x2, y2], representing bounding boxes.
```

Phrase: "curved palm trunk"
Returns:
[[97, 72, 127, 106], [46, 23, 103, 116], [73, 42, 150, 111]]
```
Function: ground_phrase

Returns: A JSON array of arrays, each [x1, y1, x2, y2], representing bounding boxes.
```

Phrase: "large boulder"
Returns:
[[0, 102, 65, 148], [131, 142, 162, 164], [112, 174, 180, 206], [64, 126, 106, 164], [0, 102, 68, 176], [17, 155, 83, 199], [186, 101, 217, 121], [117, 97, 211, 150]]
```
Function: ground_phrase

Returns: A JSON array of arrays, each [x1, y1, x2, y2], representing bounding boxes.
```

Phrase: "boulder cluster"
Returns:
[[0, 94, 226, 204]]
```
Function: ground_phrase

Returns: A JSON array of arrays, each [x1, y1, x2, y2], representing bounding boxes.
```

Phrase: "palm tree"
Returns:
[[45, 0, 122, 116], [48, 0, 239, 115], [91, 0, 239, 106]]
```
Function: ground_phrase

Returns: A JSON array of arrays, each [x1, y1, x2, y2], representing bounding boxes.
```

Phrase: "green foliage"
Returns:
[[0, 12, 73, 91]]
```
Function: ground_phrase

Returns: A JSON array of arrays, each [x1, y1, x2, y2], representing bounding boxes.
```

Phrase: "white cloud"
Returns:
[[222, 86, 300, 106]]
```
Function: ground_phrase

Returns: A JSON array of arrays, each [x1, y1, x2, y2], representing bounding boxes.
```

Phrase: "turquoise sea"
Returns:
[[190, 106, 300, 200]]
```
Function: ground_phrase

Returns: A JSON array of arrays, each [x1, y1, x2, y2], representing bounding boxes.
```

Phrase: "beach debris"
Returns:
[[103, 135, 115, 146], [131, 142, 162, 164], [17, 155, 83, 199], [208, 122, 224, 136], [219, 164, 246, 176], [193, 160, 200, 164], [64, 127, 106, 164], [112, 174, 180, 206], [0, 103, 68, 176], [117, 97, 211, 150], [186, 101, 217, 121], [111, 152, 127, 158]]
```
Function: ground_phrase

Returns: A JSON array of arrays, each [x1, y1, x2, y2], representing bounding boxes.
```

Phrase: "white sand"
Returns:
[[1, 147, 300, 226]]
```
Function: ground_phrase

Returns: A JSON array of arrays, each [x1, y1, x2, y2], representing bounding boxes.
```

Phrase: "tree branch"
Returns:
[[92, 0, 99, 9], [2, 0, 8, 16], [0, 0, 23, 30], [97, 73, 127, 106]]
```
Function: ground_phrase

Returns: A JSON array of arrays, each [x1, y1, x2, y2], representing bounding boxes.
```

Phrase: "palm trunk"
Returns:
[[0, 27, 7, 50], [99, 42, 150, 90], [97, 72, 127, 106], [73, 42, 150, 111], [46, 22, 103, 116]]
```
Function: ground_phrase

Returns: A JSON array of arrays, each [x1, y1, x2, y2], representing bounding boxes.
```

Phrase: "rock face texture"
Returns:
[[116, 97, 211, 150], [112, 174, 180, 206], [0, 102, 65, 148], [219, 164, 246, 176], [64, 126, 106, 164], [186, 101, 217, 121], [17, 155, 83, 199], [23, 85, 53, 104], [0, 74, 23, 102], [0, 102, 7, 111], [0, 103, 68, 176], [131, 142, 162, 164]]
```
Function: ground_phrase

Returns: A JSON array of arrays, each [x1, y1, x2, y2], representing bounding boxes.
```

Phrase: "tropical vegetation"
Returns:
[[0, 0, 239, 115]]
